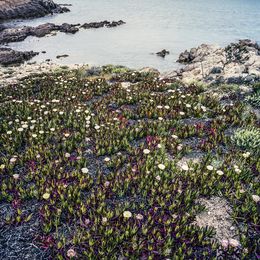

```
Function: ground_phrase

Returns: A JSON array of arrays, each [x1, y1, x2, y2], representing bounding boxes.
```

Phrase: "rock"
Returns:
[[56, 54, 69, 59], [0, 23, 81, 44], [139, 67, 160, 75], [177, 50, 191, 63], [173, 40, 260, 84], [0, 0, 70, 21], [0, 47, 38, 66], [156, 49, 170, 58], [210, 66, 223, 74], [81, 20, 125, 29]]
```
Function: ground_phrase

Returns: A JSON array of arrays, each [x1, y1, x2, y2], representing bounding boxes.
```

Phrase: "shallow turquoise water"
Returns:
[[8, 0, 260, 72]]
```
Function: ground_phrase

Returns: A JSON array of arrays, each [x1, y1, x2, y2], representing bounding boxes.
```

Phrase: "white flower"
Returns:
[[104, 181, 110, 187], [158, 117, 163, 121], [39, 130, 44, 134], [171, 134, 178, 139], [65, 153, 71, 158], [102, 217, 108, 223], [32, 134, 37, 138], [229, 239, 240, 248], [157, 144, 162, 149], [217, 170, 224, 176], [252, 195, 260, 203], [181, 164, 189, 171], [179, 111, 185, 116], [104, 157, 110, 162], [81, 168, 89, 174], [156, 175, 161, 181], [164, 105, 170, 109], [50, 128, 55, 132], [157, 105, 163, 109], [201, 106, 207, 112], [206, 165, 214, 171], [123, 211, 132, 218], [17, 128, 24, 132], [242, 152, 250, 158], [143, 149, 150, 155], [94, 125, 100, 130], [221, 239, 229, 248], [177, 144, 183, 151], [13, 174, 20, 180], [7, 131, 12, 135], [158, 164, 166, 170], [136, 214, 144, 220], [186, 104, 191, 108], [67, 248, 76, 258], [235, 168, 241, 173], [10, 157, 17, 163]]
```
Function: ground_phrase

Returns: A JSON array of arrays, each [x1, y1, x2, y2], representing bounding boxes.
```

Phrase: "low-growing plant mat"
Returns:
[[0, 70, 259, 259]]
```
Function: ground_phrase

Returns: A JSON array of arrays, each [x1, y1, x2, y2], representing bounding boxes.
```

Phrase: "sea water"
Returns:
[[7, 0, 260, 72]]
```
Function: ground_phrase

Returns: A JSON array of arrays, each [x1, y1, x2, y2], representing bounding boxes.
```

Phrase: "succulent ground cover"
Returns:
[[0, 68, 259, 259]]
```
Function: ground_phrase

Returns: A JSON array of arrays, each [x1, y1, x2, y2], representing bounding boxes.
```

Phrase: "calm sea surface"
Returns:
[[7, 0, 260, 72]]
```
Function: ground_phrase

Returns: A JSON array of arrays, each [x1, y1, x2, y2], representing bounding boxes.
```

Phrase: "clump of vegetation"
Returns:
[[232, 127, 260, 151], [0, 69, 259, 259], [245, 82, 260, 107]]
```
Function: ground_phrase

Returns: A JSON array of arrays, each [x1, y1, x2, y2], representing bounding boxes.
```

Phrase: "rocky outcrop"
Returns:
[[0, 23, 80, 44], [168, 40, 260, 84], [0, 47, 38, 66], [0, 20, 126, 45], [81, 20, 125, 29], [0, 0, 69, 21]]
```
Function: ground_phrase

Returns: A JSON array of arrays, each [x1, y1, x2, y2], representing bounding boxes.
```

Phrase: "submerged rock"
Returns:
[[0, 47, 38, 66], [81, 20, 125, 29]]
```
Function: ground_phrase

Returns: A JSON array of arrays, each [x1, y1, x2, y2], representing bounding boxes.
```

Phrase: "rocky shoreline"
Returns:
[[0, 0, 69, 20], [0, 1, 259, 85], [162, 39, 260, 85], [0, 20, 125, 66]]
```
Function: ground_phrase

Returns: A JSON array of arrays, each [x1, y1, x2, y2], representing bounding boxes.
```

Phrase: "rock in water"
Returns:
[[156, 49, 170, 58], [81, 20, 125, 29], [0, 23, 80, 44]]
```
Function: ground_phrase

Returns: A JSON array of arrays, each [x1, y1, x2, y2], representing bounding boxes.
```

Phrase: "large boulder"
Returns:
[[0, 0, 70, 21]]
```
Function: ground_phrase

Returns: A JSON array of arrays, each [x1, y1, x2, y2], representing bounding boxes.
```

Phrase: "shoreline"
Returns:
[[1, 39, 259, 87]]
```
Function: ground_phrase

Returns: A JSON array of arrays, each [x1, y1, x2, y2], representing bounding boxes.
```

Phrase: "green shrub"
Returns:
[[245, 92, 260, 107], [231, 127, 260, 151]]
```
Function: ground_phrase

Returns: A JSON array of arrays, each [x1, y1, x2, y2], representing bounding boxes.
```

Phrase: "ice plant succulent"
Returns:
[[0, 69, 258, 259]]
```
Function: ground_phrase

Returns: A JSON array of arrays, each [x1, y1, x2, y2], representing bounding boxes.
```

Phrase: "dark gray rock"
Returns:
[[0, 0, 70, 21], [156, 49, 170, 58], [210, 67, 223, 74], [0, 47, 38, 66], [81, 20, 125, 29], [0, 23, 80, 44]]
